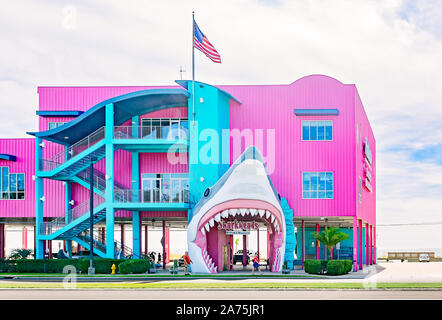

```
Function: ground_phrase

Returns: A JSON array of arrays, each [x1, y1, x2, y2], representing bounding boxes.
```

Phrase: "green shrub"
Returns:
[[0, 259, 16, 272], [118, 259, 151, 274], [16, 259, 47, 273], [304, 260, 322, 274], [15, 258, 125, 274], [93, 259, 125, 274], [326, 260, 352, 275], [9, 249, 33, 260]]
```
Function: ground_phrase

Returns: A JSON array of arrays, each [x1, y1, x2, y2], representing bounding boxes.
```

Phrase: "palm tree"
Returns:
[[312, 226, 349, 259]]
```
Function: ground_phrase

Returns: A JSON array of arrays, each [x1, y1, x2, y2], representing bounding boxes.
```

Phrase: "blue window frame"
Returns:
[[302, 120, 333, 141], [0, 167, 25, 200], [302, 172, 333, 199]]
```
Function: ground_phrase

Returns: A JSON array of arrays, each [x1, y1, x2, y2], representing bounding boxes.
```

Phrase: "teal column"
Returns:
[[64, 145, 72, 258], [35, 137, 44, 259], [105, 103, 115, 258], [131, 116, 141, 259]]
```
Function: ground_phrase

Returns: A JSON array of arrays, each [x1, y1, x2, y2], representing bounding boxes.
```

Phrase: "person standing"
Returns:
[[183, 251, 192, 275], [252, 253, 262, 275]]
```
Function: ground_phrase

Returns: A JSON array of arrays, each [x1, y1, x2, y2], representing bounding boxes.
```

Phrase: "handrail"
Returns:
[[39, 126, 105, 171], [39, 195, 105, 235], [114, 188, 190, 204], [113, 125, 189, 140]]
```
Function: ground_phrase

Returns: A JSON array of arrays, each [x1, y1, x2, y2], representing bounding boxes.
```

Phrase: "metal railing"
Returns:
[[39, 195, 105, 235], [113, 188, 190, 204], [78, 229, 139, 258], [113, 125, 189, 140], [39, 126, 106, 171]]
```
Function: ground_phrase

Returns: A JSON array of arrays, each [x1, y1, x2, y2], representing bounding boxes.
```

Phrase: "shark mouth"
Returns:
[[188, 147, 286, 274]]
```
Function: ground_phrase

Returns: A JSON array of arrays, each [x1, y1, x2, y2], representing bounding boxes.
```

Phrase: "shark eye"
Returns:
[[204, 188, 210, 197]]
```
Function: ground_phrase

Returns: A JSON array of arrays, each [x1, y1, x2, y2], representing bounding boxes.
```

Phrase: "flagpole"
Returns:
[[192, 11, 196, 126]]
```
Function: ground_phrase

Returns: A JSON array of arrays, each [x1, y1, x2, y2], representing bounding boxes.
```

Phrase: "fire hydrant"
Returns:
[[111, 264, 116, 275]]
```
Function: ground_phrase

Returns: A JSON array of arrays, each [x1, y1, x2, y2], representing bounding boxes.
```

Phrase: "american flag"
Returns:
[[194, 21, 221, 63]]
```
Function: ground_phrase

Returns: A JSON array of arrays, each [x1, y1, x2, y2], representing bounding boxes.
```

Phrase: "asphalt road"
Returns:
[[0, 289, 441, 300]]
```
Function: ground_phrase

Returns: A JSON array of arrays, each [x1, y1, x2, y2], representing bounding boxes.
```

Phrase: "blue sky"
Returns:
[[0, 0, 441, 251]]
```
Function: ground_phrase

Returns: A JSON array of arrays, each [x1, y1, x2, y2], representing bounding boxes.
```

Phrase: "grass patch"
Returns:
[[0, 273, 323, 278], [0, 282, 441, 289]]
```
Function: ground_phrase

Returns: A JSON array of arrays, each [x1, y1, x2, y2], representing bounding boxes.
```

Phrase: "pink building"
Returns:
[[0, 75, 375, 272]]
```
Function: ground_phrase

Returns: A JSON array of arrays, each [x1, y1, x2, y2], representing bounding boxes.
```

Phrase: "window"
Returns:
[[48, 122, 67, 130], [141, 118, 188, 140], [302, 172, 333, 199], [141, 173, 189, 203], [0, 167, 25, 200], [302, 120, 333, 141]]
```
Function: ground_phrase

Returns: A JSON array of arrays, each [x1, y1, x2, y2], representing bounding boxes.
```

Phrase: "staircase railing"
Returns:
[[79, 229, 140, 259], [39, 195, 105, 235], [113, 125, 189, 140], [39, 126, 105, 171], [76, 168, 127, 200]]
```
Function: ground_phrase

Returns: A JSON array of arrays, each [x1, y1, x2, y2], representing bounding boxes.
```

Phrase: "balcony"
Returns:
[[112, 123, 189, 152], [113, 187, 190, 211]]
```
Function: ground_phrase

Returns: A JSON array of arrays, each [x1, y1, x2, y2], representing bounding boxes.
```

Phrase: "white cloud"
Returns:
[[1, 0, 441, 250]]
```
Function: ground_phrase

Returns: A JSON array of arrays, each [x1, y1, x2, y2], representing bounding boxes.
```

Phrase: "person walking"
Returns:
[[183, 251, 192, 275], [252, 253, 262, 275]]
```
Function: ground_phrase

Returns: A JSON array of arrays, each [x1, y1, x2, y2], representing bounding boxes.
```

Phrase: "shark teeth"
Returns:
[[209, 218, 215, 228], [239, 208, 248, 216], [229, 208, 238, 216], [214, 213, 221, 222], [265, 210, 271, 219], [271, 214, 275, 223], [204, 223, 210, 232], [250, 209, 257, 216], [221, 210, 229, 218], [258, 209, 265, 217]]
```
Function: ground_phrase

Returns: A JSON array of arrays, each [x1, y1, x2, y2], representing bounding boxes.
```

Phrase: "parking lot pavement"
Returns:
[[0, 289, 441, 300]]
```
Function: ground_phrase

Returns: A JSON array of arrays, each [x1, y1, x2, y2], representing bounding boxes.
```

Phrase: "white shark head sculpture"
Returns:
[[187, 146, 285, 273]]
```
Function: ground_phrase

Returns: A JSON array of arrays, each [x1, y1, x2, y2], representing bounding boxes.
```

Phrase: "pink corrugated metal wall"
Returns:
[[0, 139, 35, 217], [220, 75, 359, 219], [354, 89, 376, 225]]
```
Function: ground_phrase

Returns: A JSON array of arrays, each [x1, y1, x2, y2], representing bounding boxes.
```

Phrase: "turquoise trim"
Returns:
[[281, 197, 296, 269], [113, 202, 189, 211], [175, 80, 241, 104], [36, 110, 83, 117], [105, 103, 115, 258], [35, 137, 44, 259], [294, 109, 339, 116]]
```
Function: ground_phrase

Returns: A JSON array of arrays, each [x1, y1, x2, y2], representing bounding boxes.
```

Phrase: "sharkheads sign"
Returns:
[[218, 219, 259, 235]]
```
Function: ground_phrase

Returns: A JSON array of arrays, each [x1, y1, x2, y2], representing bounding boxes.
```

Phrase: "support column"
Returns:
[[105, 103, 115, 258], [266, 227, 270, 259], [165, 226, 170, 264], [324, 241, 327, 260], [131, 116, 141, 259], [162, 220, 166, 269], [64, 175, 72, 258], [242, 234, 247, 266], [301, 220, 305, 269], [366, 222, 369, 266], [120, 224, 125, 247], [48, 240, 52, 259], [315, 224, 319, 260], [353, 217, 358, 271], [358, 219, 363, 270], [101, 227, 106, 243], [144, 225, 148, 255], [369, 225, 373, 265], [257, 228, 260, 260], [373, 226, 376, 264], [0, 224, 5, 259], [35, 137, 44, 259], [22, 226, 28, 249]]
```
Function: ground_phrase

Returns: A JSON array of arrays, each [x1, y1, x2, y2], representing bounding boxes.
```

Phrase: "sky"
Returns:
[[1, 0, 441, 253]]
